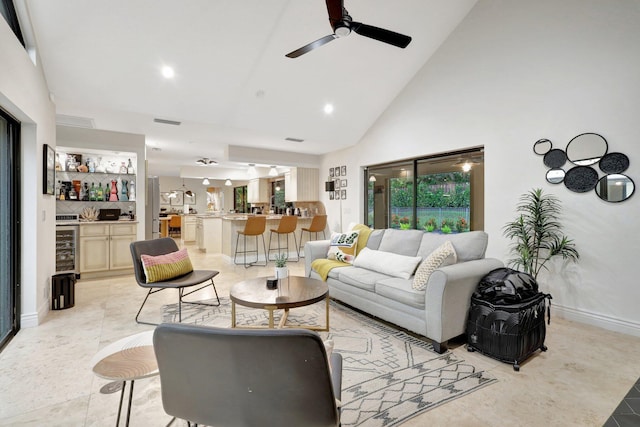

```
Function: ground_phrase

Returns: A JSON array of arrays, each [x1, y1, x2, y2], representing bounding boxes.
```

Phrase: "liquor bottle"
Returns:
[[128, 180, 136, 201], [109, 180, 119, 201], [89, 183, 96, 201], [119, 162, 127, 174], [127, 158, 134, 174], [120, 180, 129, 201], [96, 183, 104, 201], [82, 182, 89, 201], [59, 184, 66, 200]]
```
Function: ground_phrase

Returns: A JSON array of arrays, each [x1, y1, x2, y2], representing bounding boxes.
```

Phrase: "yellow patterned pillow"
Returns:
[[141, 248, 194, 283], [412, 241, 457, 291]]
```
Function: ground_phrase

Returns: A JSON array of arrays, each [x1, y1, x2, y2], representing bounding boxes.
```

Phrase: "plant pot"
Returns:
[[275, 267, 289, 280]]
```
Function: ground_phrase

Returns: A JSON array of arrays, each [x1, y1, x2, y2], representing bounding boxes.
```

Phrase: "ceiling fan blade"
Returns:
[[352, 22, 412, 48], [285, 34, 337, 58], [325, 0, 345, 29]]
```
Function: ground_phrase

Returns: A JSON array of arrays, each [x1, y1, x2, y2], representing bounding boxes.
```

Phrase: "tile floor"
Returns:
[[1, 243, 639, 426]]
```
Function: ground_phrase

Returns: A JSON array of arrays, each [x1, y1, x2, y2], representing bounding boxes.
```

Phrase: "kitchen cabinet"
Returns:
[[247, 178, 269, 203], [196, 216, 222, 253], [79, 223, 137, 275], [181, 215, 196, 242], [285, 168, 319, 202]]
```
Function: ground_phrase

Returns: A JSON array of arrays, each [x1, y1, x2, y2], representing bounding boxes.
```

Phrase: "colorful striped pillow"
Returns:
[[141, 248, 194, 283]]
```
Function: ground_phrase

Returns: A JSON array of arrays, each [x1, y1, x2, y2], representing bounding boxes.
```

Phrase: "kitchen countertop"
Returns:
[[56, 219, 139, 225]]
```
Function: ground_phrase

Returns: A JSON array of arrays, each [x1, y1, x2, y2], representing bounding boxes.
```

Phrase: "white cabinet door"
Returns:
[[79, 236, 110, 273], [110, 234, 135, 269]]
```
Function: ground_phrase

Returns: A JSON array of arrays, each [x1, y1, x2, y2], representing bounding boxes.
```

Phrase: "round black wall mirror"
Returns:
[[595, 174, 635, 203]]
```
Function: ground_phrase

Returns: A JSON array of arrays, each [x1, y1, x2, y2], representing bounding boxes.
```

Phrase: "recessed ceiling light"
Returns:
[[324, 103, 334, 114], [161, 66, 175, 79]]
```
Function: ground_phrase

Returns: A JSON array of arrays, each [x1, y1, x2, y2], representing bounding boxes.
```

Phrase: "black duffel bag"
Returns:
[[474, 267, 539, 304]]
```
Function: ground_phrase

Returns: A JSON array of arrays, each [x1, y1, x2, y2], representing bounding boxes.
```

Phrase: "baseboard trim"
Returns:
[[20, 300, 50, 328], [553, 304, 640, 338]]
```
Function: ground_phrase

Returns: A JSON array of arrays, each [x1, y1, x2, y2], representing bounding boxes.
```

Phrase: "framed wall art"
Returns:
[[341, 189, 347, 200], [329, 167, 335, 177], [43, 144, 55, 195], [160, 192, 171, 205], [185, 192, 196, 205], [341, 165, 347, 176], [170, 190, 184, 206], [335, 166, 341, 177], [341, 179, 347, 187]]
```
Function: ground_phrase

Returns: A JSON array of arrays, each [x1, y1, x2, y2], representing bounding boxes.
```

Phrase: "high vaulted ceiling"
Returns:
[[23, 0, 476, 179]]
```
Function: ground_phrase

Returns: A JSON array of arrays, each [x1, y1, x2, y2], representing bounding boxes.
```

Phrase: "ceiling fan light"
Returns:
[[225, 179, 232, 186], [334, 22, 351, 38], [202, 178, 210, 185], [268, 166, 278, 176]]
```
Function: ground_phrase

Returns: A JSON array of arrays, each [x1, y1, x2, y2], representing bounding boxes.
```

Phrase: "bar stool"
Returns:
[[168, 215, 181, 237], [298, 214, 327, 256], [234, 216, 267, 268], [268, 215, 299, 262]]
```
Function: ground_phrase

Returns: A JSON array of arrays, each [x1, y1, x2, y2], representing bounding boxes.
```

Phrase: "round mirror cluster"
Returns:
[[533, 133, 634, 203]]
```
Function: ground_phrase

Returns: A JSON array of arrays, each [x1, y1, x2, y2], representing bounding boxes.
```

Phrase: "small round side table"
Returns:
[[91, 331, 158, 426]]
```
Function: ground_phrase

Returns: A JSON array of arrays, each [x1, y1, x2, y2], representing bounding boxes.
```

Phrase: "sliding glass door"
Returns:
[[0, 109, 20, 351]]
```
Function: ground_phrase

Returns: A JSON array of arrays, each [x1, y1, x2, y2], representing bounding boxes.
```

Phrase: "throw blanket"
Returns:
[[311, 259, 350, 281], [311, 224, 373, 281]]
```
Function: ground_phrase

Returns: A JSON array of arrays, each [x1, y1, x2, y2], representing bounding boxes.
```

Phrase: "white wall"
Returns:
[[322, 0, 640, 336], [0, 19, 56, 326]]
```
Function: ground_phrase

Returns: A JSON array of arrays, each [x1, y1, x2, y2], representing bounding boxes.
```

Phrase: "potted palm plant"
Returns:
[[503, 188, 579, 280], [274, 253, 289, 279]]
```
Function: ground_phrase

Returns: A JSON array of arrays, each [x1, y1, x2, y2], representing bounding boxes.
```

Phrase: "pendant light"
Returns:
[[225, 179, 232, 186], [269, 166, 278, 176], [202, 178, 210, 185]]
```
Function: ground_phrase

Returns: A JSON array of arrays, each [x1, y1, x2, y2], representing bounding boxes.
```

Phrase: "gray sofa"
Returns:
[[305, 229, 503, 353]]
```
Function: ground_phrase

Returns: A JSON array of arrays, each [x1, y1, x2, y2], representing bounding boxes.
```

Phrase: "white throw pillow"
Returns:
[[412, 241, 457, 291], [353, 247, 422, 279], [327, 230, 360, 264]]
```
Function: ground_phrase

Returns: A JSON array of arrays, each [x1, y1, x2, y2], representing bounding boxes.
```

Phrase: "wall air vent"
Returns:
[[55, 114, 96, 128], [153, 118, 181, 126], [285, 137, 304, 142]]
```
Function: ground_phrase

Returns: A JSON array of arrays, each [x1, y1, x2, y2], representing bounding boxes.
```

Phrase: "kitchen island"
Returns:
[[218, 215, 322, 263]]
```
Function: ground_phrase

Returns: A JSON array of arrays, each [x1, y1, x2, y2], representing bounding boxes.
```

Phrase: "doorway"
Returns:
[[0, 108, 20, 351]]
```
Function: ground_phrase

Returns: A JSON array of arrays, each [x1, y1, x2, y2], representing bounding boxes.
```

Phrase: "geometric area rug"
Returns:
[[162, 297, 497, 426]]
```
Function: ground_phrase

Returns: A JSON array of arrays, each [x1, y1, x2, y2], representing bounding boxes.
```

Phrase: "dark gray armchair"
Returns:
[[153, 323, 342, 427], [130, 238, 220, 325]]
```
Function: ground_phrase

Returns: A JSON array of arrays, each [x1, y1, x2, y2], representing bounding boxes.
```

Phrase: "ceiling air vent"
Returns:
[[153, 118, 181, 126], [285, 137, 304, 143], [56, 114, 95, 128]]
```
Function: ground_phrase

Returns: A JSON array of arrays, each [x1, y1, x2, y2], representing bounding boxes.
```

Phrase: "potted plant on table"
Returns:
[[503, 188, 579, 280], [274, 253, 289, 280]]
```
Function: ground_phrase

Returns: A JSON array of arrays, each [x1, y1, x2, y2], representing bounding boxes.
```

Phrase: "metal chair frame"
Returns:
[[267, 215, 299, 262], [130, 238, 220, 326], [234, 216, 268, 268], [299, 214, 328, 256]]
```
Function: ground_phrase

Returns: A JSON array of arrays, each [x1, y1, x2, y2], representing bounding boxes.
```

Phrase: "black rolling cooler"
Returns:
[[466, 268, 552, 371]]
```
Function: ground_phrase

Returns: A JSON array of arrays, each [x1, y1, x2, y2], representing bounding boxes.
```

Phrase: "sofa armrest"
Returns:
[[424, 258, 504, 343], [304, 240, 331, 277]]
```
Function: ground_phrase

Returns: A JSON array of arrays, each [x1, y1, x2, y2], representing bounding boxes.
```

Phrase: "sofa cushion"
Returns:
[[375, 278, 425, 309], [337, 267, 390, 292], [412, 241, 457, 291], [416, 231, 488, 262], [365, 229, 385, 250], [327, 230, 360, 263], [353, 247, 422, 279], [378, 229, 424, 256]]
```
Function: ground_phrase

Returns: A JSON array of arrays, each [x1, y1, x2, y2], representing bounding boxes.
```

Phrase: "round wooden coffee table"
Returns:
[[229, 276, 329, 331]]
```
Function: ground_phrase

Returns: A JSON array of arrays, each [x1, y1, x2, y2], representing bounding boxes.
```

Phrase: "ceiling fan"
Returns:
[[286, 0, 412, 58]]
